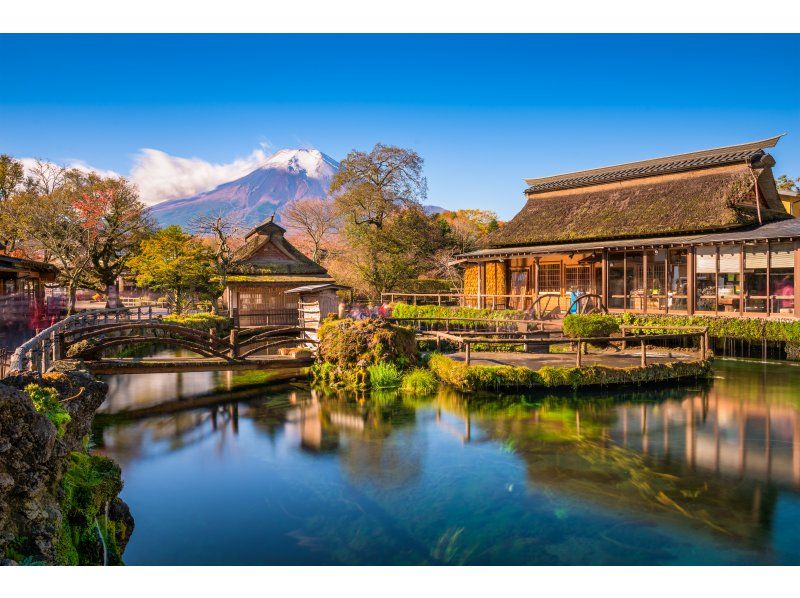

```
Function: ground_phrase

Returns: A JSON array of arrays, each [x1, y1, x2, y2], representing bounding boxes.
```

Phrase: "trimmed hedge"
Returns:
[[616, 313, 800, 343], [428, 353, 711, 393], [162, 312, 231, 333], [390, 303, 524, 324], [563, 314, 620, 338]]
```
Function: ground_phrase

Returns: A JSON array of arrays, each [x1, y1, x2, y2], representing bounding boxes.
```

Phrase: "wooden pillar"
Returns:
[[229, 329, 238, 358], [464, 341, 471, 366], [601, 249, 609, 308], [640, 339, 647, 367], [642, 250, 649, 313], [687, 246, 696, 315], [576, 341, 582, 367]]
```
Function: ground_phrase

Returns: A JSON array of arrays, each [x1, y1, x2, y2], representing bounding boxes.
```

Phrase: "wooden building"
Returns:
[[456, 136, 800, 319], [224, 217, 336, 327]]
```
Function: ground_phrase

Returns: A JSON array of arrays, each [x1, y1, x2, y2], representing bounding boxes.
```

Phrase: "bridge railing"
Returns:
[[7, 306, 153, 374]]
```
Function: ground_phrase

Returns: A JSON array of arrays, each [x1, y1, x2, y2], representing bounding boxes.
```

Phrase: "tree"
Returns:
[[15, 171, 94, 314], [0, 154, 26, 253], [128, 226, 220, 314], [189, 212, 243, 311], [280, 197, 339, 263], [776, 175, 799, 192], [330, 143, 437, 298], [73, 175, 154, 307]]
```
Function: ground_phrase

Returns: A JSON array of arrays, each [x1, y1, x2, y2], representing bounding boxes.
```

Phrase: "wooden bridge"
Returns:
[[7, 307, 316, 375]]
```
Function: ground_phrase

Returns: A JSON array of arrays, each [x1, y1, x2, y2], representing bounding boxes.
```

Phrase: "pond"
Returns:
[[92, 357, 800, 565]]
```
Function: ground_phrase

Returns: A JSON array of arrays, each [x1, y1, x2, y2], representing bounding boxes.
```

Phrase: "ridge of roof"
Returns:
[[524, 135, 784, 194]]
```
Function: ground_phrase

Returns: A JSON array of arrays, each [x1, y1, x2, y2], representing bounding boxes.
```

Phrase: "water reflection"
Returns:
[[94, 359, 800, 565]]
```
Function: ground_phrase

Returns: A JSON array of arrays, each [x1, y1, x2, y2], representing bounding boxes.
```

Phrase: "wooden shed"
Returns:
[[224, 217, 336, 327]]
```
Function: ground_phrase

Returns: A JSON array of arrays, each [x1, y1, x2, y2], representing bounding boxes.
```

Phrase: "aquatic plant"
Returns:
[[368, 362, 403, 389], [400, 368, 439, 395], [24, 384, 71, 437]]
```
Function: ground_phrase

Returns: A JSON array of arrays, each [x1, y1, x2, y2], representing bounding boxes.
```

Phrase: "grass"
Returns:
[[400, 368, 439, 395], [25, 384, 71, 437], [367, 362, 403, 389]]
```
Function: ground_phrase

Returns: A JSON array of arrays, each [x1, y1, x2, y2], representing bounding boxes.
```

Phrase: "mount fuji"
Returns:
[[149, 148, 339, 229]]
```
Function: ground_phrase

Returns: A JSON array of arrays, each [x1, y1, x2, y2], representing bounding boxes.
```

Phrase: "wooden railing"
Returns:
[[429, 325, 709, 366], [7, 306, 154, 374], [389, 316, 556, 334]]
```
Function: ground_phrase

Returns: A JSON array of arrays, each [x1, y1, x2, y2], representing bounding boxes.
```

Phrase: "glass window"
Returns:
[[695, 247, 717, 312], [646, 250, 667, 313], [668, 248, 688, 312], [770, 242, 795, 314], [538, 263, 561, 293], [744, 245, 768, 313], [717, 247, 741, 313], [509, 269, 529, 310], [607, 252, 625, 309], [565, 266, 591, 293], [626, 252, 644, 311]]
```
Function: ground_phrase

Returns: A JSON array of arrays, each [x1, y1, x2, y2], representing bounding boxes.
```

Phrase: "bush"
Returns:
[[163, 312, 231, 333], [317, 317, 418, 369], [400, 368, 439, 395], [25, 384, 71, 437], [563, 314, 620, 339], [389, 303, 524, 325], [367, 362, 403, 389]]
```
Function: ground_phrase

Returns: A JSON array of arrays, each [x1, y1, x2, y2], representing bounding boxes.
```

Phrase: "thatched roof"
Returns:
[[230, 217, 329, 276], [487, 164, 789, 249]]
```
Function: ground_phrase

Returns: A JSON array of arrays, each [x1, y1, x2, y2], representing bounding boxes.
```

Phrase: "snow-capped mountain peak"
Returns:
[[260, 148, 338, 179]]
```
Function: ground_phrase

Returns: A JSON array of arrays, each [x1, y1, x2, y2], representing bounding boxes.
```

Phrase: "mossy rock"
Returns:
[[318, 317, 418, 369]]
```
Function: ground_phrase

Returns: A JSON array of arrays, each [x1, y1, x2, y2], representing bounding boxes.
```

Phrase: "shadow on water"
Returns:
[[92, 356, 800, 565]]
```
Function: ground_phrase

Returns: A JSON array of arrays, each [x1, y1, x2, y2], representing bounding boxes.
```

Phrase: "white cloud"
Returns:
[[130, 145, 272, 205]]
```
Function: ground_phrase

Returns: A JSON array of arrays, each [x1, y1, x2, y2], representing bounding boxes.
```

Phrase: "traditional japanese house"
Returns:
[[455, 136, 800, 319], [0, 254, 58, 347], [224, 217, 336, 326]]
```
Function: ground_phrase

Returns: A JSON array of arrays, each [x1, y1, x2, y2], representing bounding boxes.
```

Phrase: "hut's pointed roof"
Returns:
[[231, 215, 330, 277]]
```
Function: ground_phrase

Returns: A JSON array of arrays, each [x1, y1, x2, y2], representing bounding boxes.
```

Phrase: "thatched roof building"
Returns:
[[224, 217, 335, 326], [455, 136, 800, 319]]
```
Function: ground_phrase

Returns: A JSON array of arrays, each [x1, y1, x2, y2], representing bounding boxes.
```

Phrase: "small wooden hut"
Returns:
[[224, 217, 336, 327]]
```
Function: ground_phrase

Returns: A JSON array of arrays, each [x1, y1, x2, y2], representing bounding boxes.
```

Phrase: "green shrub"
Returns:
[[428, 354, 710, 393], [57, 452, 127, 565], [318, 317, 418, 369], [367, 362, 403, 389], [25, 384, 71, 437], [563, 314, 620, 339], [400, 368, 439, 394], [163, 312, 231, 333], [390, 303, 524, 325], [616, 312, 800, 344]]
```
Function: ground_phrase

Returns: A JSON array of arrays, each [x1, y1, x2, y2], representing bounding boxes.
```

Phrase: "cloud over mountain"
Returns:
[[130, 145, 275, 205]]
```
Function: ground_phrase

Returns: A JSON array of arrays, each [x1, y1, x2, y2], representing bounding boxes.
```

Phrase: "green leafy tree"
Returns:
[[330, 143, 447, 297], [776, 174, 799, 192], [128, 226, 220, 314], [0, 154, 27, 252]]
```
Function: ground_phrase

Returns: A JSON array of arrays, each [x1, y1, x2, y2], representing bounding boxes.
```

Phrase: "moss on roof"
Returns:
[[487, 167, 789, 249], [225, 275, 336, 284]]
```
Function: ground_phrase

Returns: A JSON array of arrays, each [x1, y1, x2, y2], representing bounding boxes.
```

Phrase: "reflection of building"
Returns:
[[457, 136, 800, 319]]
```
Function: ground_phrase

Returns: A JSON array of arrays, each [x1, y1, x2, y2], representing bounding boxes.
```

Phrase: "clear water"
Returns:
[[93, 358, 800, 565]]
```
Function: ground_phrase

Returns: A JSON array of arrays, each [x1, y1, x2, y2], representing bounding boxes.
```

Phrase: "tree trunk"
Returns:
[[105, 282, 122, 309], [66, 282, 78, 316]]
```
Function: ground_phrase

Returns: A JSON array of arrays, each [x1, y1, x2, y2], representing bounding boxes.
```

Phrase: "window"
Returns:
[[607, 252, 625, 309], [565, 266, 591, 293], [538, 263, 561, 293], [770, 242, 795, 314], [646, 250, 667, 313], [717, 247, 741, 313], [625, 252, 644, 311], [744, 245, 768, 313], [695, 247, 717, 312], [509, 269, 529, 310], [668, 249, 688, 312]]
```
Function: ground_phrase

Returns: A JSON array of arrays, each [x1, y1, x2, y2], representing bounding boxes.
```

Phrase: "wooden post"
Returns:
[[209, 328, 217, 351], [700, 332, 707, 359], [51, 331, 61, 362], [465, 341, 471, 366], [621, 326, 627, 350], [229, 329, 238, 358], [640, 339, 647, 367], [148, 306, 153, 320], [687, 246, 696, 315], [794, 241, 800, 319], [576, 341, 582, 367], [703, 329, 710, 359]]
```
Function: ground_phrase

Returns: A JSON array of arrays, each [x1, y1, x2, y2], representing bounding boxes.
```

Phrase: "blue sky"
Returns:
[[1, 34, 798, 219]]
